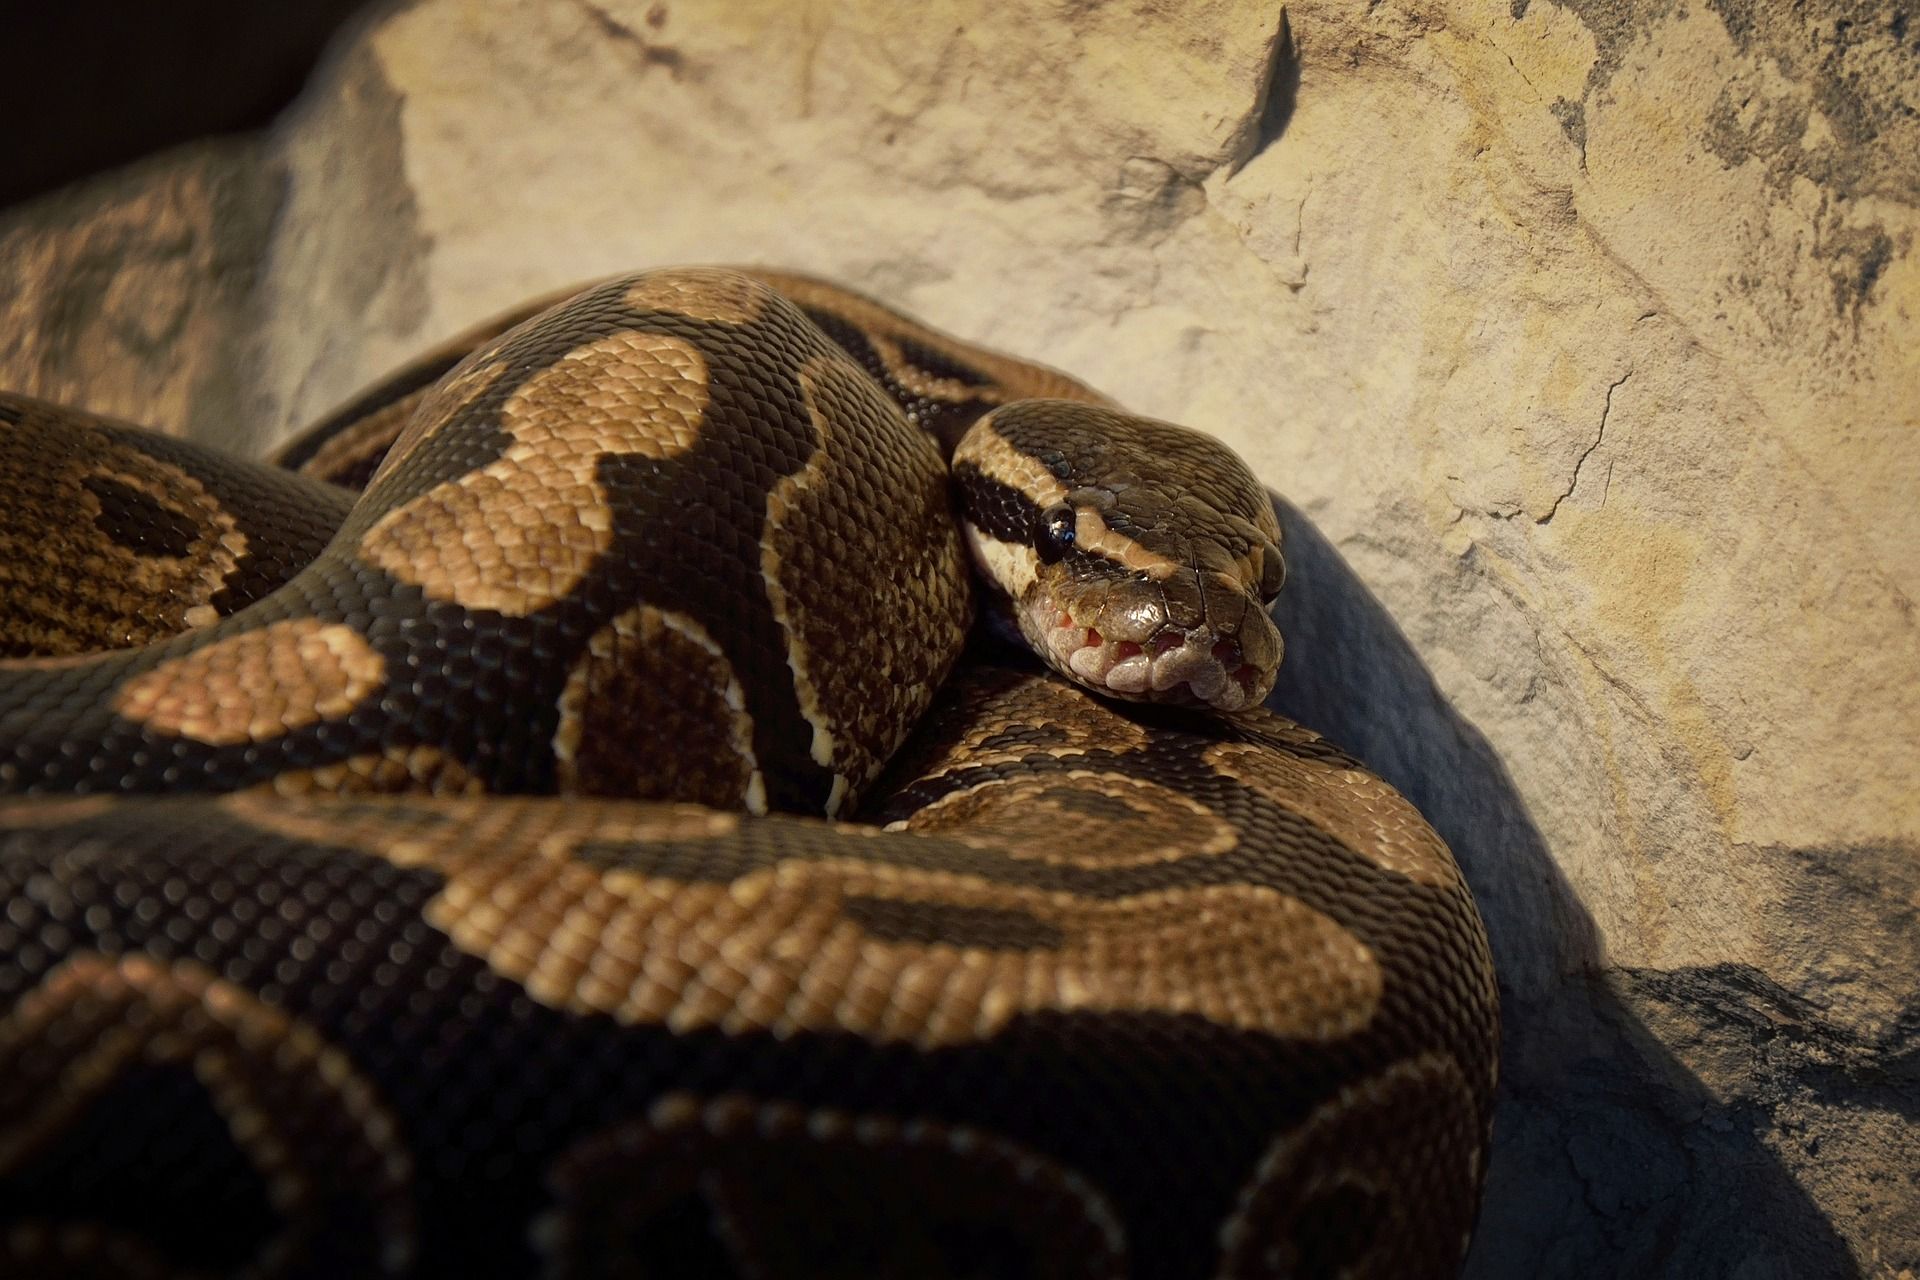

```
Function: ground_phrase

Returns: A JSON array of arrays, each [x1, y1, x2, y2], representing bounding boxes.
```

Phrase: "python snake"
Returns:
[[0, 268, 1497, 1279]]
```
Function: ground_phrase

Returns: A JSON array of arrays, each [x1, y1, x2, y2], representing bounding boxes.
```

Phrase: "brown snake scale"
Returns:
[[0, 268, 1497, 1278]]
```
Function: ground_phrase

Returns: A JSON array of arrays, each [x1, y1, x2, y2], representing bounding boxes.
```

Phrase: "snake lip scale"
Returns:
[[1045, 608, 1273, 712], [0, 266, 1496, 1279]]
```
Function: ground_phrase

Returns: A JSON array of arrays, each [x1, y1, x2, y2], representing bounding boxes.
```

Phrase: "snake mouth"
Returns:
[[1035, 604, 1278, 714]]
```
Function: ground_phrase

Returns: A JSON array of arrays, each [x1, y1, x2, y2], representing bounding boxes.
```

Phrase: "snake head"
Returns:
[[952, 401, 1285, 713]]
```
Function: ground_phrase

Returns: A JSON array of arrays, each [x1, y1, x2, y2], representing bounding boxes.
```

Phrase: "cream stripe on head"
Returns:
[[963, 524, 1042, 602]]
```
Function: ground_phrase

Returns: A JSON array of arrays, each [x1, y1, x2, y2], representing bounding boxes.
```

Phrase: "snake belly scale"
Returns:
[[0, 267, 1497, 1279]]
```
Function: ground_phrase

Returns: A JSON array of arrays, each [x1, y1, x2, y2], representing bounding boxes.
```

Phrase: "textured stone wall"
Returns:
[[3, 1, 1914, 1274]]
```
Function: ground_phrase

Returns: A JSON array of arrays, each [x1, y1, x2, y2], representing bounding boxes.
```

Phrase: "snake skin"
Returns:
[[0, 268, 1497, 1279]]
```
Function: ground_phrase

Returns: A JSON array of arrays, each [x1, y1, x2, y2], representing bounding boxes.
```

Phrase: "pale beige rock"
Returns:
[[0, 141, 280, 453], [1, 0, 1914, 1273]]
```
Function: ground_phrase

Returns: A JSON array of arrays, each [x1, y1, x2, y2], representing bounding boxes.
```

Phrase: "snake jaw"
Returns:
[[1031, 597, 1279, 714]]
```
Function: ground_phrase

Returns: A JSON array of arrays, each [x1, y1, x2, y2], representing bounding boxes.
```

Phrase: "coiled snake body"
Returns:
[[0, 269, 1497, 1278]]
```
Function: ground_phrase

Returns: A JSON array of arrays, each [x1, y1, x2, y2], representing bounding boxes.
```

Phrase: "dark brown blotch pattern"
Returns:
[[0, 268, 1496, 1277], [0, 952, 414, 1275], [0, 393, 348, 658]]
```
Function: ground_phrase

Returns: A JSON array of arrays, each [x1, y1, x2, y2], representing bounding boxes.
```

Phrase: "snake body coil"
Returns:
[[0, 268, 1496, 1278]]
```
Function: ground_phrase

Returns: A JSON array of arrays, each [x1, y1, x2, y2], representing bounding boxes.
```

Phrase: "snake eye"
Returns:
[[1036, 504, 1077, 563]]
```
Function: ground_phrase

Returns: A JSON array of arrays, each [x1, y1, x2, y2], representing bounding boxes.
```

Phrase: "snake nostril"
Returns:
[[1211, 638, 1241, 667], [1149, 631, 1184, 658]]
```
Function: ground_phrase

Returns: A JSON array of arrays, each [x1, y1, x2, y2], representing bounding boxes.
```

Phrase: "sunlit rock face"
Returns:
[[3, 1, 1915, 1273]]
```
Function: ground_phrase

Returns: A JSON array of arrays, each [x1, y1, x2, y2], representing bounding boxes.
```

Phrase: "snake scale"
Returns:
[[0, 267, 1497, 1279]]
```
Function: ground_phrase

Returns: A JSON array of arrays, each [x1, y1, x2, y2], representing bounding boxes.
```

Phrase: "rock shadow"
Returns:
[[1236, 8, 1301, 173], [1263, 494, 1863, 1279]]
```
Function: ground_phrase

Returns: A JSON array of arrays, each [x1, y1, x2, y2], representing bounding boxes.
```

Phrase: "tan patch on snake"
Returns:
[[890, 770, 1239, 867], [360, 332, 710, 614], [255, 746, 484, 799], [1217, 1053, 1482, 1278], [295, 802, 1382, 1051], [0, 952, 414, 1270], [113, 620, 386, 746], [888, 672, 1150, 782], [383, 819, 1381, 1048], [1205, 740, 1463, 888], [624, 271, 770, 325], [760, 354, 970, 815], [554, 604, 764, 813], [213, 794, 1376, 1048]]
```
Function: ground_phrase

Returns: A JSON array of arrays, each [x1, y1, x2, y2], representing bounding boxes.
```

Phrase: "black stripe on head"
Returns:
[[951, 464, 1127, 583], [951, 463, 1043, 547]]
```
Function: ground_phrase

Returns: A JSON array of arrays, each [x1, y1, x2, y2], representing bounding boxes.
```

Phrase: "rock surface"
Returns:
[[3, 0, 1915, 1274]]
